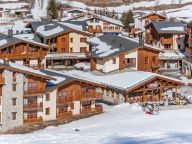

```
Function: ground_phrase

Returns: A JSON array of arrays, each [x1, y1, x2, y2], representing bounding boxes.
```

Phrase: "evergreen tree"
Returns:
[[120, 10, 134, 31], [47, 0, 58, 19]]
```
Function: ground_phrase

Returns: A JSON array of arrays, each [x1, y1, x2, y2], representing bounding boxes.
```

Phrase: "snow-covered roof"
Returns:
[[159, 50, 184, 60], [0, 59, 53, 80], [141, 12, 166, 19], [88, 35, 161, 59], [36, 24, 64, 37], [74, 63, 90, 70], [150, 21, 187, 34], [63, 70, 183, 91], [0, 33, 48, 49]]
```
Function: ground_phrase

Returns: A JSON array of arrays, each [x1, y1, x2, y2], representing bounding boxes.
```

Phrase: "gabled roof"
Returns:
[[88, 35, 162, 59], [0, 59, 54, 80], [0, 33, 48, 50], [141, 12, 166, 19], [63, 70, 183, 92], [150, 21, 187, 34], [40, 69, 106, 92], [27, 21, 92, 38]]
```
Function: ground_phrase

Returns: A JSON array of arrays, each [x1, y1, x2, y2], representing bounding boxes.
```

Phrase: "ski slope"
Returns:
[[1, 104, 192, 144]]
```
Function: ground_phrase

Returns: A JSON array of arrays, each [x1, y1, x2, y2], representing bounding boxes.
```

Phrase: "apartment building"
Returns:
[[0, 59, 104, 132], [89, 35, 162, 73], [0, 59, 54, 132], [26, 21, 93, 69], [0, 31, 49, 69], [145, 21, 187, 71]]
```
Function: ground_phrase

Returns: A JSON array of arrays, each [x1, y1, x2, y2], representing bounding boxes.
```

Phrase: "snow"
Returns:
[[58, 22, 83, 31], [160, 27, 184, 32], [0, 39, 7, 46], [160, 51, 184, 60], [73, 63, 90, 70], [0, 2, 28, 10], [59, 0, 192, 13], [14, 35, 48, 48], [2, 103, 192, 144], [36, 24, 64, 37], [88, 37, 119, 57], [15, 34, 34, 40], [0, 59, 49, 78], [31, 0, 48, 20]]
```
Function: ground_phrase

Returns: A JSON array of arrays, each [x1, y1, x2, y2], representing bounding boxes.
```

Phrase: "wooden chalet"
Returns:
[[65, 70, 184, 105], [42, 70, 105, 120], [0, 31, 49, 69], [89, 35, 162, 73], [145, 21, 187, 50], [26, 21, 94, 69]]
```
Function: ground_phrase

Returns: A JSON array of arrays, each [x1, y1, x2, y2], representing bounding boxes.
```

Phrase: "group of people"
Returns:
[[142, 103, 160, 115]]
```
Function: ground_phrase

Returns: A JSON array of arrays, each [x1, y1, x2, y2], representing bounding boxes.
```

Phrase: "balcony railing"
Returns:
[[151, 63, 160, 68], [0, 52, 47, 60], [0, 77, 5, 84], [56, 111, 73, 119], [161, 38, 173, 44], [24, 116, 43, 124], [81, 93, 103, 101], [24, 88, 44, 97], [23, 103, 43, 111], [80, 104, 103, 115], [24, 63, 44, 69], [57, 96, 73, 104]]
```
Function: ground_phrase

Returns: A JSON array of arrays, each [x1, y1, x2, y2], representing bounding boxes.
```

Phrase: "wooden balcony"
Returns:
[[161, 38, 173, 44], [24, 63, 44, 69], [0, 77, 5, 85], [24, 116, 43, 124], [0, 52, 47, 60], [24, 88, 44, 97], [23, 103, 43, 111], [56, 111, 73, 119], [80, 104, 103, 115], [57, 96, 73, 104], [81, 93, 103, 101], [88, 28, 102, 33]]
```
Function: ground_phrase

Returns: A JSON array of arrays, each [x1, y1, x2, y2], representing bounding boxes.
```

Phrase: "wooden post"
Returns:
[[51, 60, 54, 69]]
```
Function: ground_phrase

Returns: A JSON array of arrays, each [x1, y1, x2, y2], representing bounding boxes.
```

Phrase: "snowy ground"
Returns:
[[1, 103, 192, 144]]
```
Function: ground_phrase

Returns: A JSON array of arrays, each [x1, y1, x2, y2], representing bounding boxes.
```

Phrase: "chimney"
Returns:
[[139, 38, 144, 46], [8, 29, 13, 37]]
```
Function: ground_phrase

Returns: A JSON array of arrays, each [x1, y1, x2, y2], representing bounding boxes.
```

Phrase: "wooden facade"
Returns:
[[56, 80, 103, 119], [137, 47, 160, 72], [0, 41, 48, 69], [126, 76, 183, 103]]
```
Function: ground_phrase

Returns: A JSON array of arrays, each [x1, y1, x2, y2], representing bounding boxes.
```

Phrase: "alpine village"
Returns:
[[0, 0, 191, 139]]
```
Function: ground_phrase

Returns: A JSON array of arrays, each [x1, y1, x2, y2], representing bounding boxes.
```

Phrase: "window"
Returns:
[[13, 84, 16, 91], [80, 47, 87, 53], [145, 57, 149, 64], [28, 82, 37, 90], [70, 38, 73, 43], [80, 37, 87, 43], [62, 48, 65, 52], [164, 44, 171, 49], [152, 56, 156, 63], [46, 94, 50, 101], [13, 72, 16, 82], [45, 108, 50, 115], [70, 47, 73, 52], [112, 58, 116, 64], [12, 112, 17, 120], [62, 38, 66, 42], [70, 103, 74, 110], [164, 35, 171, 39], [12, 98, 16, 106]]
